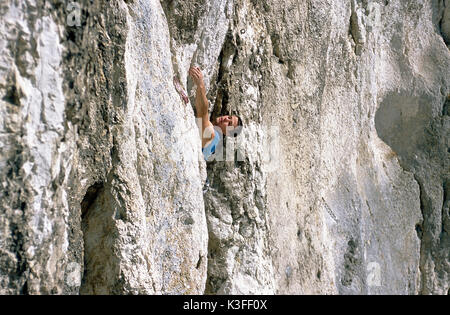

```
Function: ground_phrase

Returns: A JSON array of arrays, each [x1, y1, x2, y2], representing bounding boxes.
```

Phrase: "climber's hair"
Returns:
[[232, 116, 243, 138]]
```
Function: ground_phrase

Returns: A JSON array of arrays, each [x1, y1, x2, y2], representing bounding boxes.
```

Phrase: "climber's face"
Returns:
[[214, 115, 239, 136]]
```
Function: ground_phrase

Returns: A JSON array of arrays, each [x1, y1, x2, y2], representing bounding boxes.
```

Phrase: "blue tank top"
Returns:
[[202, 129, 221, 161]]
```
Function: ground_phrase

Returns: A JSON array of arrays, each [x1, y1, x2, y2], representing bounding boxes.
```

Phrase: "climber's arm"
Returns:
[[190, 67, 215, 147], [194, 83, 209, 118], [195, 84, 215, 147]]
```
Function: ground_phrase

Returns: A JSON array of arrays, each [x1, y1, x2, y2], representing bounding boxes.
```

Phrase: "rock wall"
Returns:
[[0, 0, 448, 295], [1, 0, 208, 294], [200, 0, 446, 295]]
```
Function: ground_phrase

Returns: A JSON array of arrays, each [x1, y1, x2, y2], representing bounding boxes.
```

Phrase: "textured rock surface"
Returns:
[[198, 0, 449, 295], [0, 0, 448, 295], [1, 0, 207, 294]]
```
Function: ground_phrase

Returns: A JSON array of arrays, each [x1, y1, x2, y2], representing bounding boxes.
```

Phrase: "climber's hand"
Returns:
[[189, 66, 204, 88]]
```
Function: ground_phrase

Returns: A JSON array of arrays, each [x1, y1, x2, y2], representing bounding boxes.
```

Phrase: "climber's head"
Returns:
[[213, 115, 243, 137]]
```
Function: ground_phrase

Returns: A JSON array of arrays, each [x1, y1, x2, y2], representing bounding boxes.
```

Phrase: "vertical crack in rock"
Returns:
[[202, 1, 278, 295], [349, 0, 366, 56], [438, 0, 450, 46], [412, 174, 426, 293], [442, 180, 449, 239], [211, 29, 237, 120], [443, 95, 450, 116], [80, 183, 109, 294], [203, 23, 240, 295], [80, 183, 104, 219]]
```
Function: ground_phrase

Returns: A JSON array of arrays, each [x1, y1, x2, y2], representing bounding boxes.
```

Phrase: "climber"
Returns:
[[188, 66, 242, 161]]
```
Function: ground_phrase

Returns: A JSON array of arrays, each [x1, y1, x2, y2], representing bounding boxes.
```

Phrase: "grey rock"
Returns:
[[0, 0, 448, 295], [1, 0, 207, 295]]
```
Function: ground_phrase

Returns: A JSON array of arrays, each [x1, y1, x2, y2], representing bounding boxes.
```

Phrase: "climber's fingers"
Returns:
[[189, 66, 202, 79], [188, 68, 197, 79], [189, 67, 205, 87], [195, 67, 203, 77], [196, 68, 203, 78]]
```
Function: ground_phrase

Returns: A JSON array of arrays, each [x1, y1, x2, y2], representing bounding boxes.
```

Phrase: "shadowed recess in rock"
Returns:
[[80, 182, 118, 294]]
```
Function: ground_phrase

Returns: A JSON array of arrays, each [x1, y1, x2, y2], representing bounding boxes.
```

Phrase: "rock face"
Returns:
[[0, 0, 207, 294], [0, 0, 448, 295]]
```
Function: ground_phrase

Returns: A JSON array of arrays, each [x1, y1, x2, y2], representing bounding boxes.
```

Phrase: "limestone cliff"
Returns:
[[0, 0, 448, 295]]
